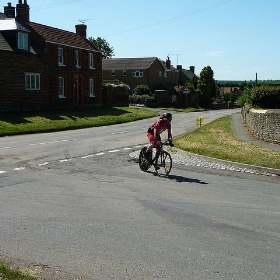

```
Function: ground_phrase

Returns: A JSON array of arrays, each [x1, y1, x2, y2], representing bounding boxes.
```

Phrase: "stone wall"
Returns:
[[242, 106, 280, 144]]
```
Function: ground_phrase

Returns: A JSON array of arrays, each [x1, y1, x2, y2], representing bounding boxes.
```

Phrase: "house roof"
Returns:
[[0, 18, 30, 32], [0, 12, 6, 19], [181, 69, 196, 80], [102, 57, 161, 70], [29, 22, 98, 51]]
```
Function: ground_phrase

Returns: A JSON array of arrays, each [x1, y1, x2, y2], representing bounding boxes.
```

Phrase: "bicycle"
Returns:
[[138, 139, 173, 177]]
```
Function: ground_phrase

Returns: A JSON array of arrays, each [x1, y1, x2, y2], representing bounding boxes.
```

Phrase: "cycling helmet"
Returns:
[[162, 112, 172, 120]]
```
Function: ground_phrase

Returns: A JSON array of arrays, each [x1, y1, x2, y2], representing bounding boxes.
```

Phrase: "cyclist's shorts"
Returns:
[[147, 133, 161, 143], [147, 132, 154, 142]]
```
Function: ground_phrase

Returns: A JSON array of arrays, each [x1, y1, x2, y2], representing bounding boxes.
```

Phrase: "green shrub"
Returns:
[[134, 84, 151, 96], [129, 94, 156, 107], [236, 93, 248, 106], [249, 85, 280, 108]]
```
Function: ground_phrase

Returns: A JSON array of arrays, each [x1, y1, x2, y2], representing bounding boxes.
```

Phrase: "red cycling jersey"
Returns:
[[147, 118, 171, 143], [151, 118, 171, 134]]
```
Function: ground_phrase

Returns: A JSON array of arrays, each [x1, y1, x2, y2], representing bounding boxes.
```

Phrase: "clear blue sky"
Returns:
[[2, 0, 280, 81]]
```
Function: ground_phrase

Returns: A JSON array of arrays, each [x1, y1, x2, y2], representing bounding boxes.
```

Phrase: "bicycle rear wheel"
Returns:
[[155, 150, 172, 177], [138, 147, 151, 172]]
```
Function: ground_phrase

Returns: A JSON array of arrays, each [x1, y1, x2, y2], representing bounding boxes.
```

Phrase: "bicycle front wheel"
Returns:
[[155, 150, 172, 177], [138, 147, 151, 172]]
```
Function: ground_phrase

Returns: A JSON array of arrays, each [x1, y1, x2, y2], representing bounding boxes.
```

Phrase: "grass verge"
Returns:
[[0, 106, 157, 137], [0, 263, 37, 280], [174, 114, 280, 170]]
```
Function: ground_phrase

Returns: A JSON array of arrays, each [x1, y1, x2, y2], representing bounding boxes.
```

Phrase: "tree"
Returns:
[[88, 36, 114, 59], [197, 66, 216, 107]]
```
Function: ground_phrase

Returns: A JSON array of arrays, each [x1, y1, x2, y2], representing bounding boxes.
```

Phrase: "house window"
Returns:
[[132, 69, 143, 77], [111, 70, 116, 76], [89, 79, 95, 97], [25, 73, 40, 90], [18, 32, 28, 50], [58, 47, 64, 66], [159, 71, 162, 77], [89, 53, 94, 69], [164, 71, 168, 78], [123, 70, 127, 76], [75, 50, 80, 68], [58, 77, 65, 98]]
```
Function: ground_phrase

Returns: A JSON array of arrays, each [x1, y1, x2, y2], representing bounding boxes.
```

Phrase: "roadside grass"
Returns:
[[174, 114, 280, 170], [0, 263, 37, 280], [0, 106, 157, 137]]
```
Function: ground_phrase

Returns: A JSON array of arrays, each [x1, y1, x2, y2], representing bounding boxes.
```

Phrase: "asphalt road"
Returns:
[[0, 108, 279, 280]]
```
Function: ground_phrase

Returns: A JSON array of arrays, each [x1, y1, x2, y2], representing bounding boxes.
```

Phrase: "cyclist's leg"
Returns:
[[155, 151, 172, 176]]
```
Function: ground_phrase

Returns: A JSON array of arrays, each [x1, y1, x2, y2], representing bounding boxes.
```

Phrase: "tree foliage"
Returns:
[[134, 84, 151, 96], [88, 36, 114, 59], [197, 66, 216, 107]]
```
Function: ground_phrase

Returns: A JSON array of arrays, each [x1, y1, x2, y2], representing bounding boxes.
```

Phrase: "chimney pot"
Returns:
[[4, 2, 15, 18], [75, 24, 87, 37], [189, 66, 195, 73], [16, 0, 29, 23], [166, 56, 171, 69]]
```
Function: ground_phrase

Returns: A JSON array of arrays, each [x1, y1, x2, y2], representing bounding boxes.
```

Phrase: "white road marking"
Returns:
[[95, 152, 105, 156], [81, 154, 95, 159], [0, 171, 6, 174], [108, 149, 120, 153], [123, 147, 132, 150], [39, 162, 49, 166], [59, 159, 70, 162], [14, 167, 25, 171]]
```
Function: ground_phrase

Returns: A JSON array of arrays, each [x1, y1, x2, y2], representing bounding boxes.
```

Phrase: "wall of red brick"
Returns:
[[0, 44, 103, 111], [0, 50, 48, 111]]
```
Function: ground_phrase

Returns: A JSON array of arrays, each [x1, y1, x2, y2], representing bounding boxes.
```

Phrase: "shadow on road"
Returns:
[[167, 174, 208, 184]]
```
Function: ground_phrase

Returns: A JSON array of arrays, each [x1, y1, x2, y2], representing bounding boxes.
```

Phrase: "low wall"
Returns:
[[242, 106, 280, 144]]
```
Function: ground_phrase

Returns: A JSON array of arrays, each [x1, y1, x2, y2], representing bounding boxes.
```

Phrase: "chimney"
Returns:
[[177, 65, 182, 71], [16, 0, 29, 23], [75, 24, 87, 37], [189, 66, 195, 73], [166, 56, 171, 69], [4, 2, 15, 18]]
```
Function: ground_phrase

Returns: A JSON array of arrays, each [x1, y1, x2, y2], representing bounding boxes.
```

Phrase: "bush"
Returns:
[[249, 85, 280, 108], [236, 93, 248, 107], [129, 94, 156, 107], [134, 84, 151, 96]]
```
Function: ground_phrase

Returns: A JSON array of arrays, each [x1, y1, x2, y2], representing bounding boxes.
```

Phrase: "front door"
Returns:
[[73, 74, 84, 106]]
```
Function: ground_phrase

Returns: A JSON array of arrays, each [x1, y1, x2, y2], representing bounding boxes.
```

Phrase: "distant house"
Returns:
[[220, 87, 243, 96], [0, 1, 102, 112], [102, 56, 179, 92]]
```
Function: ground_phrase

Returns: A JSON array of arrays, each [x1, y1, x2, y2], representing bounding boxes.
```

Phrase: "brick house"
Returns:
[[102, 56, 179, 92], [0, 1, 102, 112]]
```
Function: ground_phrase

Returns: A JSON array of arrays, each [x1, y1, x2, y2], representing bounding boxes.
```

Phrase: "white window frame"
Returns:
[[58, 77, 65, 98], [18, 32, 28, 50], [132, 69, 143, 77], [159, 71, 162, 77], [58, 47, 64, 66], [89, 79, 95, 97], [111, 69, 116, 76], [75, 50, 80, 68], [25, 73, 40, 90], [123, 70, 127, 76], [89, 53, 94, 69]]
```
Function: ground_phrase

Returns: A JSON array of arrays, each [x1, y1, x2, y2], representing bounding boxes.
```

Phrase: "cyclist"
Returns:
[[145, 112, 173, 160]]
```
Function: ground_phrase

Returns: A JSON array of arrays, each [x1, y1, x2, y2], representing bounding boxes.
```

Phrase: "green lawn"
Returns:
[[0, 106, 157, 136], [174, 114, 280, 170]]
